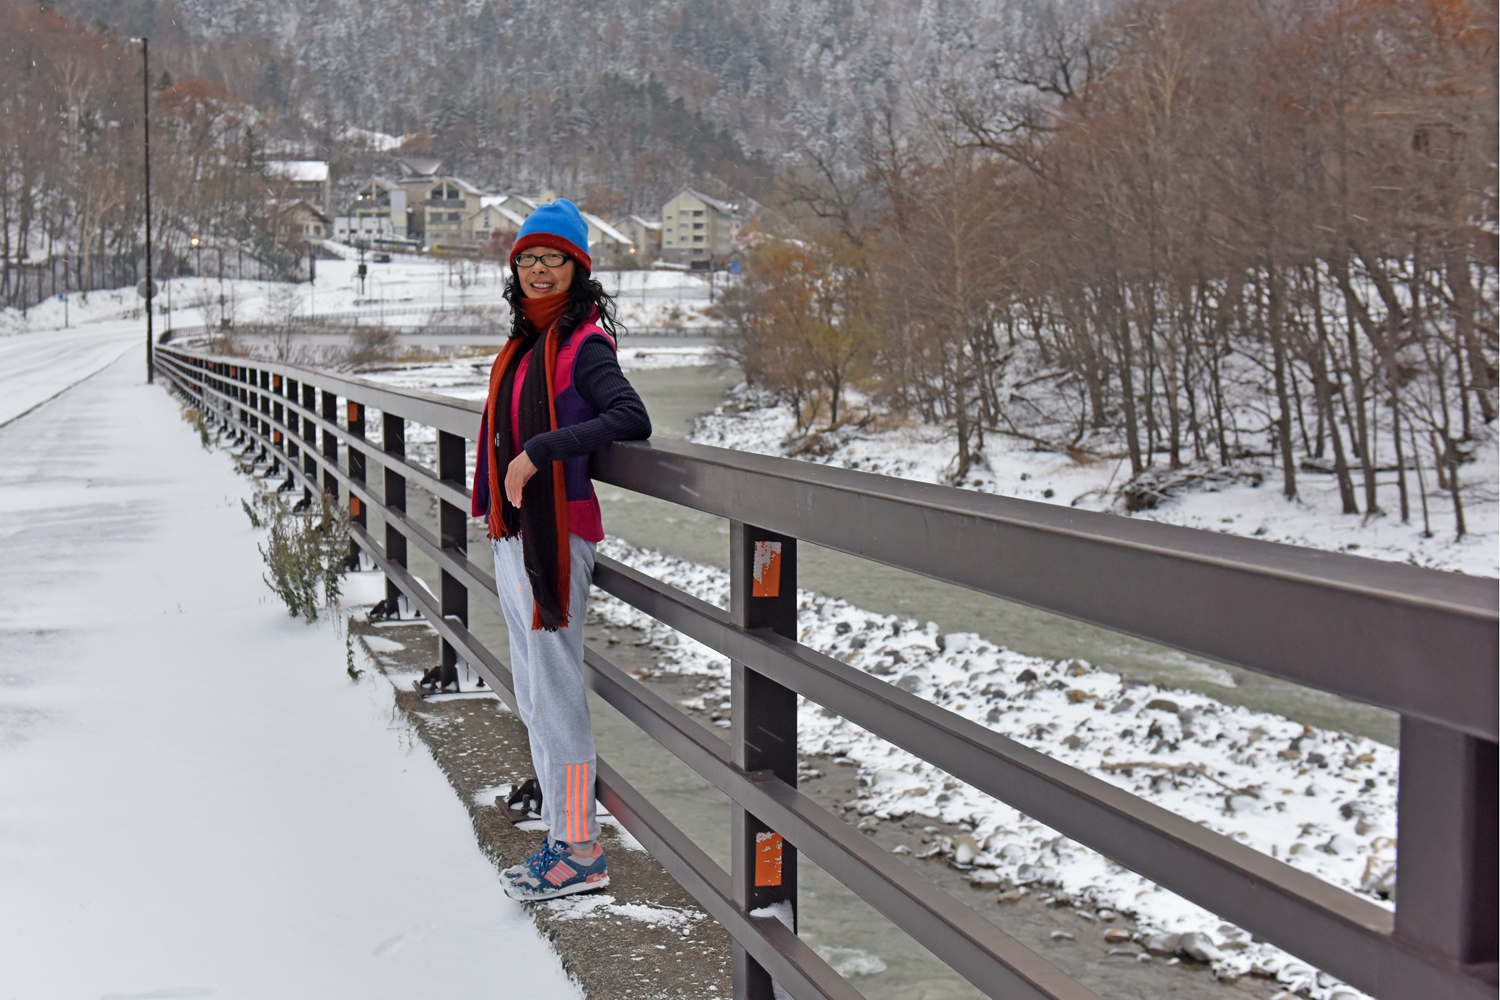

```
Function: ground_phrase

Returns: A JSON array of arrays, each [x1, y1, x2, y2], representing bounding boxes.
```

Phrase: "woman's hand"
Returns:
[[505, 450, 539, 508]]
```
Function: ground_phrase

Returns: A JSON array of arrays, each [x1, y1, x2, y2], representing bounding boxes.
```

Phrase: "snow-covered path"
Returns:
[[0, 352, 580, 998], [0, 321, 143, 427]]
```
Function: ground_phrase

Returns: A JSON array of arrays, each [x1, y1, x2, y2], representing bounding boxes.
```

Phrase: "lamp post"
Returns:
[[129, 36, 153, 382]]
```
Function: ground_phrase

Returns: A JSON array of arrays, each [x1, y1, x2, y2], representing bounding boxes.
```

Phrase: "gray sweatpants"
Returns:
[[492, 534, 599, 846]]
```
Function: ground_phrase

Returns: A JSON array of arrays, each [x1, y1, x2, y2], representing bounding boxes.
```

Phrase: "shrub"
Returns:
[[253, 490, 351, 621]]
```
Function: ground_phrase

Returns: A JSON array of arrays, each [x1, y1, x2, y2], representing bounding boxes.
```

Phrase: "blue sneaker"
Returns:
[[503, 839, 609, 901], [502, 836, 553, 882]]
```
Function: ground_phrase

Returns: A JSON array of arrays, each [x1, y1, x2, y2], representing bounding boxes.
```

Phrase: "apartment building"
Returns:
[[660, 188, 739, 262], [421, 178, 484, 249]]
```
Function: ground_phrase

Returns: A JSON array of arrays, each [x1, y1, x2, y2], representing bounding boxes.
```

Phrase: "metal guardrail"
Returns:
[[155, 344, 1498, 1000]]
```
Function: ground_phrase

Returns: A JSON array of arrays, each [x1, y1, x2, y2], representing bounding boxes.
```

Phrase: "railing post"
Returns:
[[271, 375, 285, 472], [246, 366, 258, 453], [382, 412, 407, 612], [437, 431, 468, 674], [1394, 717, 1498, 968], [347, 401, 366, 568], [728, 521, 799, 1000], [300, 382, 317, 502], [320, 389, 339, 499], [258, 370, 271, 456], [284, 377, 300, 476]]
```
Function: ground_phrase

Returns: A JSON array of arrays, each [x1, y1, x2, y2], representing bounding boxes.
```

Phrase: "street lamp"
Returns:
[[128, 36, 153, 382]]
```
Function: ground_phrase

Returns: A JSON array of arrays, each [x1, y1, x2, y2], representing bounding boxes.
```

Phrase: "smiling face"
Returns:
[[515, 246, 576, 299]]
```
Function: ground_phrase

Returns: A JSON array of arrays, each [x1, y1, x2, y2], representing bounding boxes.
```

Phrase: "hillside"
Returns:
[[53, 0, 1020, 208]]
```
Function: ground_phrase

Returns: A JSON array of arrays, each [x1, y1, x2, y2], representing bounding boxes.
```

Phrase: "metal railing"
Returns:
[[155, 343, 1498, 1000]]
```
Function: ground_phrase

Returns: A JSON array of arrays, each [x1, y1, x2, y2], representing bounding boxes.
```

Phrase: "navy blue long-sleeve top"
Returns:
[[521, 337, 651, 463]]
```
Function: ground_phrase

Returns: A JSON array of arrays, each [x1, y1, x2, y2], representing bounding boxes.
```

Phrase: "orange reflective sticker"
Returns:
[[350, 497, 362, 516], [754, 830, 784, 887], [751, 540, 782, 598], [348, 401, 360, 423]]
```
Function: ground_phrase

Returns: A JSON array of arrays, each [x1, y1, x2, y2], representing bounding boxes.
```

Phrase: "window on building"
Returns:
[[693, 210, 704, 217], [693, 235, 704, 242], [449, 212, 461, 222], [693, 223, 704, 230]]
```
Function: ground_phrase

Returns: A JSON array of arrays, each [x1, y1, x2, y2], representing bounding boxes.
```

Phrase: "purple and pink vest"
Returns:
[[471, 321, 614, 542]]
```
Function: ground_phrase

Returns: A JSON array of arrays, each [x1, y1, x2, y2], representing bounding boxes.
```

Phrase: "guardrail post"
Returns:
[[347, 401, 366, 568], [283, 377, 300, 474], [320, 390, 339, 498], [258, 370, 271, 458], [229, 361, 241, 434], [246, 367, 258, 454], [271, 375, 285, 472], [437, 430, 468, 674], [728, 521, 799, 1000], [300, 382, 317, 502], [1394, 717, 1498, 967], [383, 412, 407, 613]]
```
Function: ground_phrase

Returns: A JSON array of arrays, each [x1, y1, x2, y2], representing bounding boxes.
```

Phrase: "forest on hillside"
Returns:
[[0, 0, 1016, 295], [717, 0, 1497, 538], [39, 0, 1020, 206]]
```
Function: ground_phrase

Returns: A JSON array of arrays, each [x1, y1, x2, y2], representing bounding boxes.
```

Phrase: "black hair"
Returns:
[[503, 264, 625, 341]]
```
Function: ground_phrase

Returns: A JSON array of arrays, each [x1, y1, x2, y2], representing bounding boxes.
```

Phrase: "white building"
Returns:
[[334, 177, 408, 242], [617, 215, 662, 260], [660, 188, 739, 263], [266, 161, 331, 212], [468, 197, 529, 246], [580, 211, 635, 268]]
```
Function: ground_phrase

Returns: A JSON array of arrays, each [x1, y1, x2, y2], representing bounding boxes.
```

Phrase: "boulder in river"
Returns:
[[1143, 932, 1180, 955], [1177, 931, 1223, 963]]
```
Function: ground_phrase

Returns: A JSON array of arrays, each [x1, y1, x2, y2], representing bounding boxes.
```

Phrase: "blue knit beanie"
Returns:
[[512, 199, 591, 272]]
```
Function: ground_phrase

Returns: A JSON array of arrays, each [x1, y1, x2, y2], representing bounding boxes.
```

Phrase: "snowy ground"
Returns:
[[0, 327, 581, 997], [0, 309, 144, 427], [358, 342, 719, 403], [693, 388, 1499, 578], [8, 249, 721, 340], [588, 540, 1391, 1000], [679, 390, 1493, 998]]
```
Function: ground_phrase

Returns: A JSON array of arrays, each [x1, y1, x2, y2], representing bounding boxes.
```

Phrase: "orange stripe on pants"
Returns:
[[565, 765, 576, 843]]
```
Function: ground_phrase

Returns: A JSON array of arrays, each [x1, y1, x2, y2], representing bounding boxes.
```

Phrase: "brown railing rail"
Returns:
[[157, 343, 1497, 1000]]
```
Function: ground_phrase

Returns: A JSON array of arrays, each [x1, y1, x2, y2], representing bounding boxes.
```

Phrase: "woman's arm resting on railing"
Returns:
[[522, 336, 652, 464]]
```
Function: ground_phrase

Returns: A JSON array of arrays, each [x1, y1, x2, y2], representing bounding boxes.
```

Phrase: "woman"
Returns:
[[470, 199, 651, 901]]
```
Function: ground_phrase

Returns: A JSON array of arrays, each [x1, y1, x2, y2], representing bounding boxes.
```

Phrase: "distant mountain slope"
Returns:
[[58, 0, 1013, 208]]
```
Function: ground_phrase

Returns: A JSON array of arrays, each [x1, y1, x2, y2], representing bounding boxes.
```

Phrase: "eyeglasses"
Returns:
[[513, 252, 570, 268]]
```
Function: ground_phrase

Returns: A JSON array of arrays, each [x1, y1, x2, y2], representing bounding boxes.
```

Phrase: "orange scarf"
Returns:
[[518, 290, 567, 335]]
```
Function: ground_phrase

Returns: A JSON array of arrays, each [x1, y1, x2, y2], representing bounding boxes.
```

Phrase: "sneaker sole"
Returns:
[[504, 874, 609, 902]]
